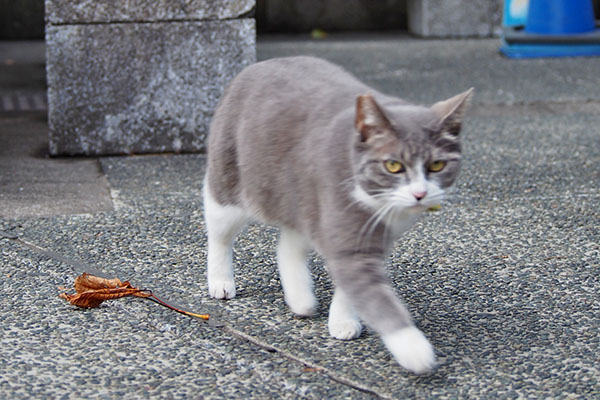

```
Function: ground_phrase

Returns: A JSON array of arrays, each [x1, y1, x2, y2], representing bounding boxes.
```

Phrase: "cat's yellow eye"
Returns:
[[384, 160, 405, 174], [428, 161, 446, 173]]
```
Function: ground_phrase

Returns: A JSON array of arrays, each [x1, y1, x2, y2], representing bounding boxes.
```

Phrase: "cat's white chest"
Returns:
[[352, 184, 420, 239]]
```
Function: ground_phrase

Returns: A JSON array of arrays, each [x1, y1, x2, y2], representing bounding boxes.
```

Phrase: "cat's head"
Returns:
[[351, 89, 473, 214]]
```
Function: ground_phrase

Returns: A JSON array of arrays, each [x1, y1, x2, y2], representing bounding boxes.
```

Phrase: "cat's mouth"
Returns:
[[394, 198, 442, 214], [406, 203, 430, 213], [352, 185, 441, 214]]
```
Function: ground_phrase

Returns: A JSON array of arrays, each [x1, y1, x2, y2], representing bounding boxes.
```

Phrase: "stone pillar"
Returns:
[[408, 0, 501, 37], [45, 1, 256, 156]]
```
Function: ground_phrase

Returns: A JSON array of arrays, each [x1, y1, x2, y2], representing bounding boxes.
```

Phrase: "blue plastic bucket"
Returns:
[[525, 0, 596, 34]]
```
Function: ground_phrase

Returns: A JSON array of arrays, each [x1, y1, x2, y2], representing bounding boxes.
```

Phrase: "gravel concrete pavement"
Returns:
[[1, 35, 599, 399]]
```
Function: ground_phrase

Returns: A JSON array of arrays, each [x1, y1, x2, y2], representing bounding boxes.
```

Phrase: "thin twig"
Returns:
[[147, 293, 209, 320], [222, 324, 394, 400]]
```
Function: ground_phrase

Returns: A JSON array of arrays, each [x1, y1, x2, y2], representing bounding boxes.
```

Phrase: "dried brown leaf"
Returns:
[[60, 273, 150, 308], [59, 273, 209, 320], [74, 273, 132, 293]]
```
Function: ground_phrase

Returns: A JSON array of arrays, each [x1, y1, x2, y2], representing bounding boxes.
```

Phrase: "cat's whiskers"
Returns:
[[423, 192, 446, 207], [388, 195, 417, 208], [382, 202, 400, 248], [344, 189, 388, 212], [356, 198, 396, 250], [339, 176, 357, 193]]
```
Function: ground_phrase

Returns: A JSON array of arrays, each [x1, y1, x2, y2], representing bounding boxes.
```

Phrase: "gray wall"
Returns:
[[257, 0, 408, 32], [0, 0, 44, 39]]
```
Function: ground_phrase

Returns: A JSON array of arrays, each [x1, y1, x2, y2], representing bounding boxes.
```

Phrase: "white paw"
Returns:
[[329, 319, 363, 340], [286, 295, 317, 317], [382, 327, 436, 374], [208, 279, 236, 300]]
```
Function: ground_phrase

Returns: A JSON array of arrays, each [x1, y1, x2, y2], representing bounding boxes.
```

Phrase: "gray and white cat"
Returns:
[[203, 56, 472, 374]]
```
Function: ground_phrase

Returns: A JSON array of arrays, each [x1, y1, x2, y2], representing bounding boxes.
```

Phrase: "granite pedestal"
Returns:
[[45, 0, 256, 155]]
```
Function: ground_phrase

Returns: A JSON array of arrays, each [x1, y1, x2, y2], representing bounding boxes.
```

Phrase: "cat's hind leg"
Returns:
[[277, 228, 317, 316], [203, 180, 248, 300], [328, 287, 363, 340]]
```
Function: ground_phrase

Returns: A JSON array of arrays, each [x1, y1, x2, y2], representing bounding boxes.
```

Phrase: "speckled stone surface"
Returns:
[[46, 19, 255, 156], [45, 0, 256, 156], [45, 0, 255, 24], [1, 37, 599, 398]]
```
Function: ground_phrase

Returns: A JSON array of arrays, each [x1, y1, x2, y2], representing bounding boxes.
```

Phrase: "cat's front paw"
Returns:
[[208, 279, 236, 300], [382, 326, 436, 374], [329, 319, 363, 340]]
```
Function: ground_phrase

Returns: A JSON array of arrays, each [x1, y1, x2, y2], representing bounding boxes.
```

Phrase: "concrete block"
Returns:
[[46, 19, 256, 155], [408, 0, 501, 37], [45, 0, 255, 24]]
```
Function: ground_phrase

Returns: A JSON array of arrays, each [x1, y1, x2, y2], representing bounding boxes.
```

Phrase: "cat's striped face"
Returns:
[[353, 126, 461, 213], [352, 90, 471, 214]]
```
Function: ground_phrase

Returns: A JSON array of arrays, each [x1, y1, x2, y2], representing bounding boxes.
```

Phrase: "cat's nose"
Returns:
[[413, 191, 427, 201]]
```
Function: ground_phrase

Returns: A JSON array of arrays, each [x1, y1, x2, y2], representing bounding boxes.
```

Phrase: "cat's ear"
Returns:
[[431, 88, 474, 136], [355, 94, 392, 142]]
